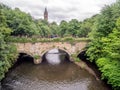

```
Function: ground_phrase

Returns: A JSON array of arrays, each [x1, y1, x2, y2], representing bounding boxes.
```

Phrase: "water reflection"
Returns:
[[42, 48, 69, 65], [2, 62, 110, 90], [46, 49, 61, 65]]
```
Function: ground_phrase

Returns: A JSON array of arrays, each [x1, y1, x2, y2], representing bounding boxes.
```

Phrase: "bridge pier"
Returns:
[[33, 59, 42, 64]]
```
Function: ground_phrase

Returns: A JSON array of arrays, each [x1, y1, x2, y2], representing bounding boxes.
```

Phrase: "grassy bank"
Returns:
[[5, 36, 90, 43]]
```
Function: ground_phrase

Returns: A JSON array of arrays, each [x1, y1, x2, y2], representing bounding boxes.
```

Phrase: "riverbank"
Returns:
[[73, 60, 100, 81], [0, 82, 1, 90]]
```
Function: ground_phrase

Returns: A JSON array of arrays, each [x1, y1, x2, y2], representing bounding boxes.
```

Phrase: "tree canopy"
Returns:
[[0, 3, 95, 38], [86, 1, 120, 89]]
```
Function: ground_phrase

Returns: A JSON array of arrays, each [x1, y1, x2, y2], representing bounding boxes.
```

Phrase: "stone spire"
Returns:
[[44, 7, 48, 21]]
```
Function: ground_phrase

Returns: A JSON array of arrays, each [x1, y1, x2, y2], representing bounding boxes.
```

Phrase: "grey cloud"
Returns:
[[0, 0, 116, 23]]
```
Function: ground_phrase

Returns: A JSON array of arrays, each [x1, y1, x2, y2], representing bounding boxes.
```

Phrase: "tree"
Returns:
[[49, 22, 59, 36], [0, 5, 18, 80], [67, 19, 80, 37], [0, 9, 12, 36], [86, 1, 120, 89], [59, 20, 69, 37]]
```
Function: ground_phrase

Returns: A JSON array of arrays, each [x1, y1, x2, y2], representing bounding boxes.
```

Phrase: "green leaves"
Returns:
[[0, 5, 18, 80], [0, 35, 18, 81], [86, 1, 120, 89], [96, 58, 120, 89], [0, 3, 95, 38]]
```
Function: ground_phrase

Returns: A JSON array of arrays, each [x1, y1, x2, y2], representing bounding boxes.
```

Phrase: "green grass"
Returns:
[[33, 55, 40, 59], [71, 54, 81, 62], [6, 36, 90, 43]]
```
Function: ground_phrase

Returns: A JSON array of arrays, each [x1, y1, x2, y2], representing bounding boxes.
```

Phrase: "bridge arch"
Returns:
[[18, 51, 34, 57], [41, 48, 71, 64], [77, 50, 87, 60], [41, 48, 71, 57], [17, 52, 34, 63]]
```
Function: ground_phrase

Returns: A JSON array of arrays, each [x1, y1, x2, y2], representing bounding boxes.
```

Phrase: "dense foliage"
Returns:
[[0, 3, 96, 38], [86, 1, 120, 89], [0, 7, 18, 80]]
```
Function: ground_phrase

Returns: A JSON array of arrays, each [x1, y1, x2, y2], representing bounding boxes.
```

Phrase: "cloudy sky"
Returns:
[[0, 0, 116, 23]]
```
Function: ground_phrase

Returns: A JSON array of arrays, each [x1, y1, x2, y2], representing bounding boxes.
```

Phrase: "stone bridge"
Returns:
[[15, 41, 88, 64]]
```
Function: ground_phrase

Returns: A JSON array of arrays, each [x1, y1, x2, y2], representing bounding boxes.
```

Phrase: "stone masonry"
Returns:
[[15, 41, 88, 64]]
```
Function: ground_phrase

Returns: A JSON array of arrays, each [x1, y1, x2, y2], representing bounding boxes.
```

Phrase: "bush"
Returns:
[[96, 58, 120, 89]]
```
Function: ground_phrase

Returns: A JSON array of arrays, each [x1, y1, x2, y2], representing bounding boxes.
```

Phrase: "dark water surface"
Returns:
[[1, 62, 111, 90], [1, 49, 111, 90]]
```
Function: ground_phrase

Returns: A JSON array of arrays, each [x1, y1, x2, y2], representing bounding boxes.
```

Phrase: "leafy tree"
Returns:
[[49, 22, 59, 36], [86, 1, 120, 89], [59, 20, 69, 37], [0, 5, 18, 80], [67, 19, 80, 37]]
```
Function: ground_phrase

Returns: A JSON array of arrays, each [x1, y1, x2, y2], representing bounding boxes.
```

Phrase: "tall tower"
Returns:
[[44, 7, 48, 21]]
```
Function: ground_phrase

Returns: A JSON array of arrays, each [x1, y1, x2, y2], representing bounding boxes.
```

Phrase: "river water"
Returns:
[[1, 49, 111, 90]]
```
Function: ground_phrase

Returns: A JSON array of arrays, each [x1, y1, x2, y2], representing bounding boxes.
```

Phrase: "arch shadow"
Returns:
[[77, 50, 88, 60], [17, 52, 34, 64]]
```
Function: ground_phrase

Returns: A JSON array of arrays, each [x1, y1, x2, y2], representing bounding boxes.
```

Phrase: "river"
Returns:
[[1, 49, 111, 90]]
